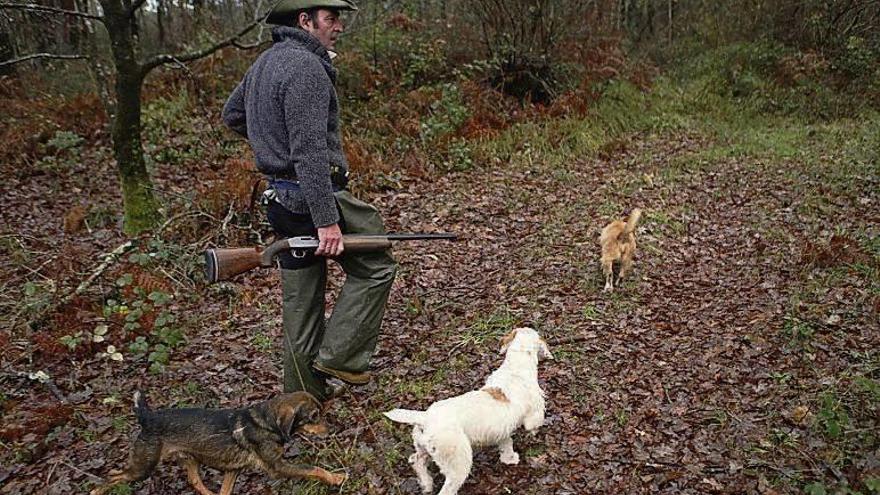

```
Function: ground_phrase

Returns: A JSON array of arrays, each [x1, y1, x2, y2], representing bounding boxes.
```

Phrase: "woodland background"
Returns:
[[1, 1, 878, 494]]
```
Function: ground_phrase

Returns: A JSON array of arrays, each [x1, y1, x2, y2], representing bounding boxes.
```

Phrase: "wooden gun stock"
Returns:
[[205, 238, 292, 283], [205, 247, 262, 284]]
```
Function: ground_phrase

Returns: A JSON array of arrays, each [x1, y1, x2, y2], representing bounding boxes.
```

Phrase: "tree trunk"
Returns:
[[0, 30, 13, 76], [157, 0, 165, 48], [101, 0, 161, 235]]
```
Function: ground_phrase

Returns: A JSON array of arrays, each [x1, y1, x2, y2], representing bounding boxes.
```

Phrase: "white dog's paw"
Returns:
[[603, 283, 613, 293], [500, 451, 520, 465]]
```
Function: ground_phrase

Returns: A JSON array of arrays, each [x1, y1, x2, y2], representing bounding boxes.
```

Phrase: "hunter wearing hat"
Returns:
[[222, 0, 397, 401]]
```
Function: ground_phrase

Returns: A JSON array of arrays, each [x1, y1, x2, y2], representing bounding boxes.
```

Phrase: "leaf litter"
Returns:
[[1, 124, 878, 494]]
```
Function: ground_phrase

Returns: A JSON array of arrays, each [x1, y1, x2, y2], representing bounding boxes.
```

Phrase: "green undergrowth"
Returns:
[[670, 41, 880, 120], [474, 80, 657, 171]]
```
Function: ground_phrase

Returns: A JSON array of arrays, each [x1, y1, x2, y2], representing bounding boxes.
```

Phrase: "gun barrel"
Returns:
[[383, 233, 458, 241]]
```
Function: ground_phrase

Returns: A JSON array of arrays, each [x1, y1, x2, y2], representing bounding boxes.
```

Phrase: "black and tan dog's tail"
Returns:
[[133, 391, 151, 424], [623, 208, 642, 236]]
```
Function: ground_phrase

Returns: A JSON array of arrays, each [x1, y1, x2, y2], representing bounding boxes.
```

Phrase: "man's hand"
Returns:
[[315, 224, 344, 257]]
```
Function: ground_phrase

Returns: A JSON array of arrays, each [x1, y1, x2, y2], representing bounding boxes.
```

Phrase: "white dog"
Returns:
[[383, 327, 553, 495]]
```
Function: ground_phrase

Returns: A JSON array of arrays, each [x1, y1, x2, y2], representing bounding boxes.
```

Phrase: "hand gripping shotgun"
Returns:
[[204, 233, 457, 283]]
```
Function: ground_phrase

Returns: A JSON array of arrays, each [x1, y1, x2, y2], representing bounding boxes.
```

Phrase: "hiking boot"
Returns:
[[312, 362, 372, 385]]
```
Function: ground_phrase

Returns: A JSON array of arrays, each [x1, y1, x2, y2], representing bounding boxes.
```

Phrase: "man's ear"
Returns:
[[298, 11, 312, 29], [499, 329, 518, 354]]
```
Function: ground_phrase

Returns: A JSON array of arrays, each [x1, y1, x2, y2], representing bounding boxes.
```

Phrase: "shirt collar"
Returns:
[[271, 26, 331, 62], [271, 26, 337, 81]]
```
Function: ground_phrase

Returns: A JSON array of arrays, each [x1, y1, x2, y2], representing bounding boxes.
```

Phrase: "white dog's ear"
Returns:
[[499, 329, 518, 354], [538, 339, 554, 360]]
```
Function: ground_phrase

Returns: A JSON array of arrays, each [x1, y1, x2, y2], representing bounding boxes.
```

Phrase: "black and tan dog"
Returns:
[[91, 391, 345, 495]]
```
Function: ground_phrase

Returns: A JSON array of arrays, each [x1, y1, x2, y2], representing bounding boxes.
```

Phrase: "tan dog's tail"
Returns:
[[383, 409, 426, 425], [624, 208, 642, 235]]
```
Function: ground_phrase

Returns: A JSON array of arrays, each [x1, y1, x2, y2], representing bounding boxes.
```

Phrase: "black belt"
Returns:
[[270, 166, 349, 188]]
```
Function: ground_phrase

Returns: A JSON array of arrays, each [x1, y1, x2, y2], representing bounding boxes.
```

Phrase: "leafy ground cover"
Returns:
[[1, 75, 878, 495]]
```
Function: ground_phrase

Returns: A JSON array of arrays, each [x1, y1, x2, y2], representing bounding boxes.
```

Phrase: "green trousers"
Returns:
[[281, 190, 397, 398]]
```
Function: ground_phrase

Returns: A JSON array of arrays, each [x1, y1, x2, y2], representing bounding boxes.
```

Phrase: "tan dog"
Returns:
[[600, 208, 642, 292]]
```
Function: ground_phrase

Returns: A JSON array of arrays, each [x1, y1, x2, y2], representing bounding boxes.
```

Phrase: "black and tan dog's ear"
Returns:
[[273, 393, 319, 441], [273, 392, 327, 440], [499, 329, 518, 354]]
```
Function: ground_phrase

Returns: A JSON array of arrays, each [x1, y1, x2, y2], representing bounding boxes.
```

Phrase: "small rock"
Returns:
[[790, 405, 811, 425]]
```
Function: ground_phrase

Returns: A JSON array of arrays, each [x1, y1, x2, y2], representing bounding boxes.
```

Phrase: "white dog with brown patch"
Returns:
[[383, 327, 553, 495]]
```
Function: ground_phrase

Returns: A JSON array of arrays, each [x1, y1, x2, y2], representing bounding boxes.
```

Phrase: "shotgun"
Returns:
[[204, 233, 457, 283]]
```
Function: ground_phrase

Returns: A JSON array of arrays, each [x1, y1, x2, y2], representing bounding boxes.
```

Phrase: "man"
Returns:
[[222, 0, 397, 401]]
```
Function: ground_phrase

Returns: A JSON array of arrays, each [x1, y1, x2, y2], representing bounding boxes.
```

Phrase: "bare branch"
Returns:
[[0, 2, 102, 20], [232, 38, 271, 50], [0, 52, 88, 67], [141, 18, 265, 73]]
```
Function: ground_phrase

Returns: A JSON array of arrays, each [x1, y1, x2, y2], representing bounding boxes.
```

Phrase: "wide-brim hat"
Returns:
[[266, 0, 358, 25]]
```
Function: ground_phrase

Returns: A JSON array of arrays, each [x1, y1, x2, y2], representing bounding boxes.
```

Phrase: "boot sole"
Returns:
[[313, 362, 371, 385]]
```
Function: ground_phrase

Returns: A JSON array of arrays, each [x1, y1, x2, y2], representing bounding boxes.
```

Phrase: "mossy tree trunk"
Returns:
[[100, 0, 160, 235], [1, 0, 266, 235]]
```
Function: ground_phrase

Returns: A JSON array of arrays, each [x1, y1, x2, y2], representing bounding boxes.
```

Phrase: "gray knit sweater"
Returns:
[[222, 26, 347, 227]]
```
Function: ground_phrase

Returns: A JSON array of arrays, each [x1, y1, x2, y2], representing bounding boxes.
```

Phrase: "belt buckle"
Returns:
[[261, 188, 277, 206]]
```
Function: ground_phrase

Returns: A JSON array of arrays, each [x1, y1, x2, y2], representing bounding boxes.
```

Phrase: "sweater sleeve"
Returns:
[[222, 79, 248, 138], [281, 57, 340, 228]]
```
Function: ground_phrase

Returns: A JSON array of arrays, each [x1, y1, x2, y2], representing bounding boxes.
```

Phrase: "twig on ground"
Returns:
[[26, 240, 133, 331], [18, 256, 57, 281], [158, 266, 195, 292], [300, 429, 351, 476], [44, 378, 69, 404], [61, 241, 133, 306], [157, 211, 203, 233], [220, 203, 236, 234], [60, 460, 104, 481]]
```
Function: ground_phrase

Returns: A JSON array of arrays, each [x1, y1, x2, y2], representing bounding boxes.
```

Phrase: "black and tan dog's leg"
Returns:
[[182, 456, 217, 495], [90, 471, 132, 495], [90, 438, 161, 495], [255, 441, 346, 486], [218, 470, 240, 495]]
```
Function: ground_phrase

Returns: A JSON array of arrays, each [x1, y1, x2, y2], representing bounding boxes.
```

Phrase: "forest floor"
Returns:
[[1, 86, 878, 495]]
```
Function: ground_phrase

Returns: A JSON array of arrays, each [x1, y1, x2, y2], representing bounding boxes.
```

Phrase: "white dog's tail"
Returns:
[[624, 208, 642, 235], [383, 409, 427, 425]]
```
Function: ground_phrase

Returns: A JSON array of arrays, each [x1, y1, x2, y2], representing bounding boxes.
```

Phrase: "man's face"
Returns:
[[301, 8, 345, 50]]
